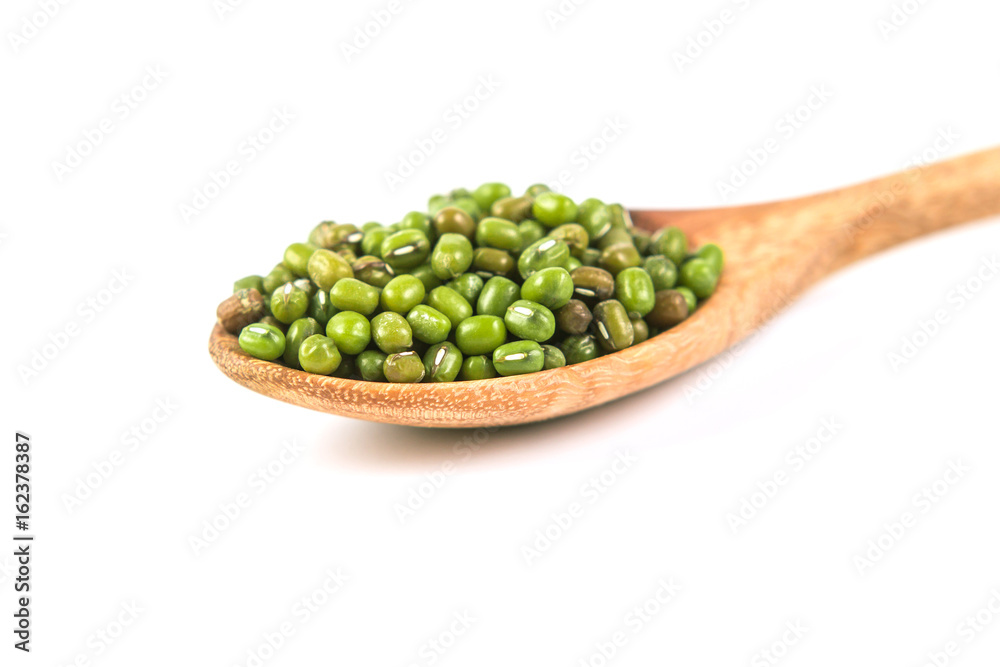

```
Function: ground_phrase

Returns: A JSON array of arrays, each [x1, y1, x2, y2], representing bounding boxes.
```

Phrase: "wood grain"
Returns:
[[209, 148, 1000, 427]]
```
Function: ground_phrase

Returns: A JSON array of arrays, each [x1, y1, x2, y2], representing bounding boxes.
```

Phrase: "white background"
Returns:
[[3, 0, 1000, 665]]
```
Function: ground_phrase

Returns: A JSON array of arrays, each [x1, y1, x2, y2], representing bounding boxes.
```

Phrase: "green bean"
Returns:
[[460, 355, 497, 381], [472, 182, 512, 212], [239, 323, 285, 361], [298, 335, 342, 375], [283, 317, 323, 368], [477, 276, 521, 317], [357, 349, 388, 382], [591, 300, 634, 352], [329, 278, 380, 316], [270, 283, 309, 324], [380, 275, 425, 314], [493, 340, 545, 376], [504, 300, 555, 342], [427, 286, 473, 328], [455, 315, 507, 355], [431, 233, 474, 280], [446, 273, 484, 305], [532, 192, 578, 227], [371, 312, 413, 354], [520, 267, 574, 310], [423, 342, 464, 382], [518, 238, 570, 279], [384, 351, 425, 383], [326, 311, 371, 355], [381, 229, 431, 271], [406, 305, 452, 345]]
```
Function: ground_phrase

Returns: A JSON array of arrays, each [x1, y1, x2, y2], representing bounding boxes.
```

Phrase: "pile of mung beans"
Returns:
[[221, 183, 723, 383]]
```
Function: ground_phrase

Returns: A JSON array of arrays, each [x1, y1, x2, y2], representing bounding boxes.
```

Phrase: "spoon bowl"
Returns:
[[209, 148, 1000, 427]]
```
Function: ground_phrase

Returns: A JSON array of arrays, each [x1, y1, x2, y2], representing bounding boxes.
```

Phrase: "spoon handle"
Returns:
[[628, 147, 1000, 343], [632, 147, 1000, 281], [820, 146, 1000, 269]]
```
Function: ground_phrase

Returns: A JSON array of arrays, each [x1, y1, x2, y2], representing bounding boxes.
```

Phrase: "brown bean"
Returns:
[[434, 206, 476, 238], [570, 266, 614, 303], [555, 299, 593, 335], [217, 288, 265, 335], [646, 290, 689, 329]]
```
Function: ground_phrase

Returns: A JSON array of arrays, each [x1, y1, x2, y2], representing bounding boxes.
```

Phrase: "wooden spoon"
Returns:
[[209, 148, 1000, 428]]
